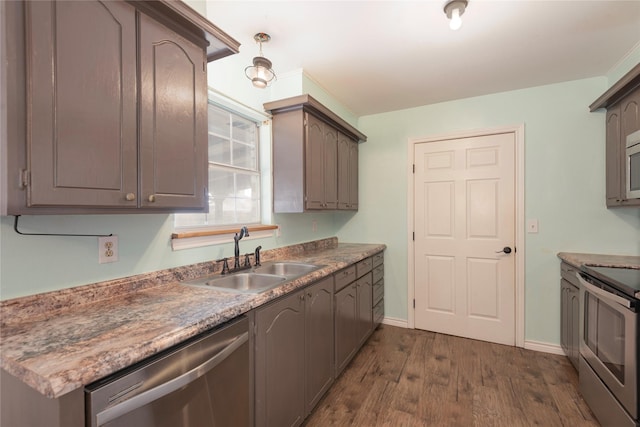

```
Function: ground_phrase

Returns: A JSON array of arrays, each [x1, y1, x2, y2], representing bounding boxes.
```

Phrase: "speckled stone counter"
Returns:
[[557, 252, 640, 269], [0, 237, 385, 399]]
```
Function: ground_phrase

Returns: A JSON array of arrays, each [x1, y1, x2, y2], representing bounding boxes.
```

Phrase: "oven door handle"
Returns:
[[96, 331, 248, 426], [576, 273, 631, 309]]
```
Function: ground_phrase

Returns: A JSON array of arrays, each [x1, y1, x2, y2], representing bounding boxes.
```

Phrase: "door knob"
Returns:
[[496, 247, 512, 254]]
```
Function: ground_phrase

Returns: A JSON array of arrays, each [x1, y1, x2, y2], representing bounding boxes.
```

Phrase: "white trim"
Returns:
[[407, 124, 526, 348], [207, 87, 271, 123], [524, 340, 566, 356], [381, 316, 409, 328], [171, 229, 275, 251]]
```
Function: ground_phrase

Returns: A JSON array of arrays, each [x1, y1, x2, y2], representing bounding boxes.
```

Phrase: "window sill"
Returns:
[[171, 225, 278, 251]]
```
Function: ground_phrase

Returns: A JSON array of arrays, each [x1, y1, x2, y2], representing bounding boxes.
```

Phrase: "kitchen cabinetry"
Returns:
[[264, 94, 366, 213], [560, 262, 580, 370], [334, 254, 380, 376], [372, 252, 384, 326], [254, 276, 334, 427], [590, 64, 640, 207], [338, 134, 359, 210], [1, 0, 239, 215]]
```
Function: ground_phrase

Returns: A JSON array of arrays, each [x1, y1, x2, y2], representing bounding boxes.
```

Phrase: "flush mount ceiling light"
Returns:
[[245, 33, 276, 89], [443, 0, 468, 31]]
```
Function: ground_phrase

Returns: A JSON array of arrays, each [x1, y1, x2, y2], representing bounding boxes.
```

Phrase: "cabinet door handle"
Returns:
[[148, 195, 156, 202], [125, 193, 136, 201]]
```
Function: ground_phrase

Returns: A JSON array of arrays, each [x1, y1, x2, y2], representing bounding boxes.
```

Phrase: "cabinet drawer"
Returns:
[[373, 299, 384, 324], [372, 252, 384, 267], [356, 257, 372, 278], [372, 264, 384, 284], [335, 265, 356, 291], [373, 279, 384, 306]]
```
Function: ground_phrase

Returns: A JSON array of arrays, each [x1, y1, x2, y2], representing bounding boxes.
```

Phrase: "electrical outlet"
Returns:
[[98, 235, 119, 264], [312, 220, 318, 232]]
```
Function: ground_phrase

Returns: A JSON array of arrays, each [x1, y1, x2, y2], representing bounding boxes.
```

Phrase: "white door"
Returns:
[[414, 133, 516, 346]]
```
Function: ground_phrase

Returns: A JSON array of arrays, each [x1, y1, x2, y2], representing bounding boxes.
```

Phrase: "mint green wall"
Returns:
[[336, 76, 640, 346]]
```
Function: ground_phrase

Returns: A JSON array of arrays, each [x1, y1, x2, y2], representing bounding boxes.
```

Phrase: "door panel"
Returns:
[[414, 133, 515, 346], [138, 12, 207, 209], [305, 114, 325, 209], [27, 0, 137, 207]]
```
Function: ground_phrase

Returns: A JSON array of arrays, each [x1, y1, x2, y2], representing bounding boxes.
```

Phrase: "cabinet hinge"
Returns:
[[19, 169, 30, 188]]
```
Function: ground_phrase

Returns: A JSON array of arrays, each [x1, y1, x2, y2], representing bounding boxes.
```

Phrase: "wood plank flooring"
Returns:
[[304, 325, 599, 427]]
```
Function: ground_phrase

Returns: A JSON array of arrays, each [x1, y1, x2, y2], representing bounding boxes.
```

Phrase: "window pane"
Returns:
[[232, 140, 256, 169], [208, 166, 260, 225], [208, 106, 230, 137], [232, 116, 256, 143], [209, 134, 231, 164]]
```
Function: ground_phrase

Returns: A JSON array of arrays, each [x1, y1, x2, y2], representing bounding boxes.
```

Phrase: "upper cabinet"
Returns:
[[264, 95, 366, 213], [590, 63, 640, 208], [1, 0, 239, 215]]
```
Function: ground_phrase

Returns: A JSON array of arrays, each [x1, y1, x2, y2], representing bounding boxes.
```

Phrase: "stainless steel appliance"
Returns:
[[86, 316, 250, 427], [578, 266, 640, 427], [627, 129, 640, 199]]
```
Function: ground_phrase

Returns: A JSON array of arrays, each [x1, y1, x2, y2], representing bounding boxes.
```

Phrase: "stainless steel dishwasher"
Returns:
[[85, 316, 250, 427]]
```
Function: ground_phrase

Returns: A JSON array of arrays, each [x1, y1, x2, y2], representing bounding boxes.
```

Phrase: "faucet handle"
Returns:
[[254, 245, 262, 266], [244, 253, 251, 267], [220, 258, 230, 275]]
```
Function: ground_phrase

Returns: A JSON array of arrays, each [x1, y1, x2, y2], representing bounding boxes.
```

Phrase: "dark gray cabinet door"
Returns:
[[356, 272, 373, 346], [304, 113, 337, 210], [27, 0, 138, 208], [255, 291, 305, 427], [323, 125, 338, 209], [337, 133, 358, 210], [348, 139, 359, 210], [138, 12, 207, 210], [606, 105, 622, 206], [334, 283, 358, 376], [304, 276, 334, 415], [305, 114, 325, 210]]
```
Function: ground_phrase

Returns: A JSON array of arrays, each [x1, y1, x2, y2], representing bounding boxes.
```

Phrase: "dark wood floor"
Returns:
[[305, 325, 599, 427]]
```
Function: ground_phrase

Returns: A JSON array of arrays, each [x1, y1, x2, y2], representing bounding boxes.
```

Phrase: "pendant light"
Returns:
[[245, 33, 276, 88], [444, 0, 468, 31]]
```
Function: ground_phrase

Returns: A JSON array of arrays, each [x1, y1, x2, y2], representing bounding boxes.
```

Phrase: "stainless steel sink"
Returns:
[[253, 262, 320, 278], [181, 262, 322, 294], [183, 273, 287, 293]]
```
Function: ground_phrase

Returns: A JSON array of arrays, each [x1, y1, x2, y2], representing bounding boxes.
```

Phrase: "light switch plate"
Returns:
[[527, 219, 539, 233], [98, 235, 119, 264]]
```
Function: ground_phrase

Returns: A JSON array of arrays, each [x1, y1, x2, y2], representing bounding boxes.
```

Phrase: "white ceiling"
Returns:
[[206, 0, 640, 117]]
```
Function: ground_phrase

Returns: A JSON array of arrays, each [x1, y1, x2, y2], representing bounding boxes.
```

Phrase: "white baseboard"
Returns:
[[524, 340, 565, 356], [381, 316, 408, 328]]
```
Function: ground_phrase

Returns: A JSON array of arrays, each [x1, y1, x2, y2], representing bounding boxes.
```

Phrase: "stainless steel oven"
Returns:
[[86, 316, 251, 427], [578, 266, 640, 427]]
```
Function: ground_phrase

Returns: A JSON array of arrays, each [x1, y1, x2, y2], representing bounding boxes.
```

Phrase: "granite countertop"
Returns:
[[0, 238, 385, 399], [557, 252, 640, 269]]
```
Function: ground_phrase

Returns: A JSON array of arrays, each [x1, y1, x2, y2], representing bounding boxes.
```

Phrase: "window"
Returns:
[[175, 101, 262, 229]]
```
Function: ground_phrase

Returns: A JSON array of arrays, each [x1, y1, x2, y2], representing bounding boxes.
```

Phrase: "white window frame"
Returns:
[[172, 88, 274, 250]]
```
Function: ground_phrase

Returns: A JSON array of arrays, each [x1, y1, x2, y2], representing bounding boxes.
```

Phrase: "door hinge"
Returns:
[[412, 231, 415, 241], [413, 299, 415, 309], [413, 164, 415, 173], [19, 169, 30, 188]]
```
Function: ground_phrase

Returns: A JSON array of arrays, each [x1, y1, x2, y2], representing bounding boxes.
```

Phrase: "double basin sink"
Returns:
[[181, 262, 322, 294]]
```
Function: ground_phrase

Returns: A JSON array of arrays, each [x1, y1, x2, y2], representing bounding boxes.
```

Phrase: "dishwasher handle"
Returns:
[[576, 272, 631, 309], [96, 331, 248, 426]]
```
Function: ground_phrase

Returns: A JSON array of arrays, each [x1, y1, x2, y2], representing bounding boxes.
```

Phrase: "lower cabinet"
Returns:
[[254, 276, 334, 427], [335, 262, 375, 376], [560, 262, 580, 370]]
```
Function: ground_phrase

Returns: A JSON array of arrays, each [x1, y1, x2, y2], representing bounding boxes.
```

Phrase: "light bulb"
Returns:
[[449, 7, 462, 30]]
